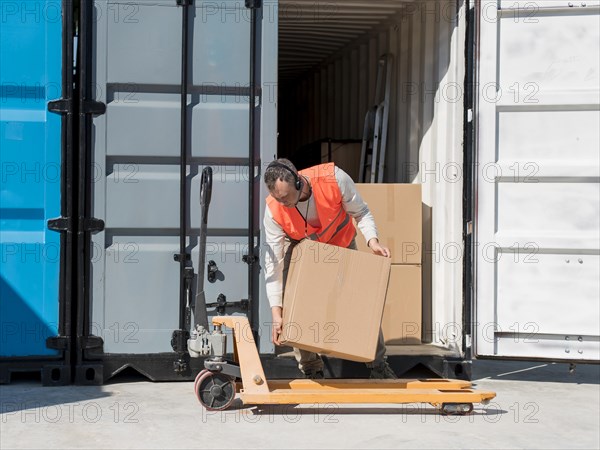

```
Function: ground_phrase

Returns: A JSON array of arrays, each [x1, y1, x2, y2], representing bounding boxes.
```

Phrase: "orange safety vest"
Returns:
[[266, 163, 356, 247]]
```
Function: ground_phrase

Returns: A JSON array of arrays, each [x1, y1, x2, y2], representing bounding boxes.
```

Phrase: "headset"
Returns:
[[266, 162, 303, 191]]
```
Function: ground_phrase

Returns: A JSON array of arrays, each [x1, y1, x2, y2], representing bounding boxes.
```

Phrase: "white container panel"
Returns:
[[496, 182, 600, 236], [498, 13, 600, 92], [495, 336, 600, 360], [496, 252, 600, 336], [497, 110, 600, 164]]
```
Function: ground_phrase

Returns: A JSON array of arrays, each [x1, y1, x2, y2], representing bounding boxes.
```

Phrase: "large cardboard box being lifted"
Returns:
[[355, 184, 422, 265], [281, 239, 391, 362]]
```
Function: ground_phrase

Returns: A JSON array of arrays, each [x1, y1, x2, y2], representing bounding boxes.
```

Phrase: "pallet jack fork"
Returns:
[[193, 316, 496, 414]]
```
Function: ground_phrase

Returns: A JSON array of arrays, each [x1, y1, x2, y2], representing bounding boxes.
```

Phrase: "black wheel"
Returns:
[[196, 371, 236, 411], [441, 403, 473, 416]]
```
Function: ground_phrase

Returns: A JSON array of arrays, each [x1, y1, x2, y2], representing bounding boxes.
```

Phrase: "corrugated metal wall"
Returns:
[[278, 0, 467, 347]]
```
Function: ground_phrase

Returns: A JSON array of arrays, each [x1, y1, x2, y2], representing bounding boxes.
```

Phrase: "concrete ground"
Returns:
[[1, 360, 598, 449]]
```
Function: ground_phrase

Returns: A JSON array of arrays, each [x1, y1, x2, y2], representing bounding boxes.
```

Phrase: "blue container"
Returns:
[[0, 0, 63, 357]]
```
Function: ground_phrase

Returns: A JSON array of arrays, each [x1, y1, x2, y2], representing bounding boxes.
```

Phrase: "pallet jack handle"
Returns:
[[200, 166, 213, 218], [193, 167, 213, 332]]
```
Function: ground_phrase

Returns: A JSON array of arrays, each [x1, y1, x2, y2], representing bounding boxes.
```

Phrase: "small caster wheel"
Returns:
[[196, 371, 236, 411], [441, 403, 473, 415]]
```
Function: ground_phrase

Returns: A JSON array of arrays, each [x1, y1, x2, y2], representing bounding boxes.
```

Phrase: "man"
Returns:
[[263, 158, 397, 379]]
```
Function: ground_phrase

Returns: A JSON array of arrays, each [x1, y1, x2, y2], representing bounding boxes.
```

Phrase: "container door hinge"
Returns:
[[81, 217, 105, 233], [82, 100, 106, 116], [171, 330, 190, 353], [46, 336, 70, 350], [173, 253, 191, 262], [78, 335, 104, 350], [466, 221, 473, 235], [242, 254, 258, 264], [176, 0, 193, 5], [48, 98, 73, 115], [245, 0, 261, 8], [48, 217, 72, 232]]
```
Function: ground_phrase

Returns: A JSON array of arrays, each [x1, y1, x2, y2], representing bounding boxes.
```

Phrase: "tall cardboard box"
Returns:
[[355, 184, 422, 265], [355, 184, 423, 344], [382, 265, 422, 344], [320, 141, 362, 182], [281, 239, 391, 362]]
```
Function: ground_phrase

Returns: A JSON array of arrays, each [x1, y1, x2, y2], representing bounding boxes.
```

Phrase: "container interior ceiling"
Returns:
[[277, 0, 467, 351]]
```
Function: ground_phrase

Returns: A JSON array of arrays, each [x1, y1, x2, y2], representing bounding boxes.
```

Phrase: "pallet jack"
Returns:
[[193, 315, 496, 414], [185, 166, 496, 414]]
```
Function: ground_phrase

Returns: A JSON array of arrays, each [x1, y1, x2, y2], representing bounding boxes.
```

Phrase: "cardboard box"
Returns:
[[381, 265, 422, 344], [355, 184, 422, 265], [320, 141, 362, 182], [281, 239, 391, 362]]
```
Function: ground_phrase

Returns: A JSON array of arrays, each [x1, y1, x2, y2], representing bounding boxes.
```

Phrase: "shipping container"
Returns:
[[1, 0, 598, 384], [279, 0, 600, 371], [277, 0, 600, 373], [0, 0, 75, 385]]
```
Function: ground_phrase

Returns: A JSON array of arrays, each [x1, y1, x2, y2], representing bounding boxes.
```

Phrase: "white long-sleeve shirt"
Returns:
[[263, 166, 378, 308]]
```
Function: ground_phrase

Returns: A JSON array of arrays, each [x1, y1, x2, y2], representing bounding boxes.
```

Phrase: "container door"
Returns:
[[0, 0, 68, 363], [475, 1, 600, 361], [77, 0, 271, 381]]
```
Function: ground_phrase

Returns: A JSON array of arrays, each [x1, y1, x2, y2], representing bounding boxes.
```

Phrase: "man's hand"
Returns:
[[271, 306, 283, 345], [368, 238, 391, 258]]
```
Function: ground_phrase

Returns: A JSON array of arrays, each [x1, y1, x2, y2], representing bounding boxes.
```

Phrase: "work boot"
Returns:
[[369, 362, 398, 379], [304, 370, 325, 379]]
